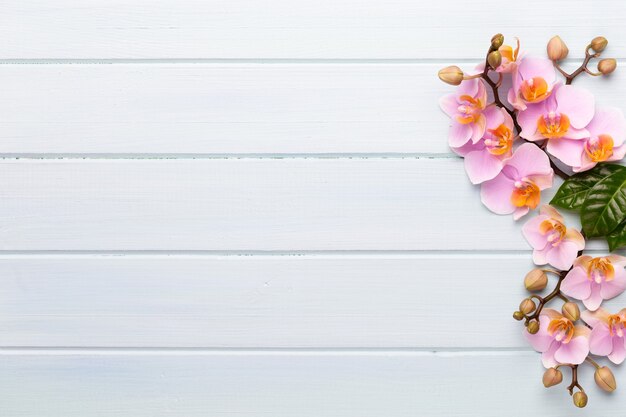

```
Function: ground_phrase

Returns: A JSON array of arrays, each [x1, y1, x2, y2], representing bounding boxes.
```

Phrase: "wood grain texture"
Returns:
[[0, 158, 550, 251], [1, 64, 624, 155], [1, 0, 625, 60], [0, 351, 622, 416], [0, 254, 543, 348], [5, 0, 626, 413]]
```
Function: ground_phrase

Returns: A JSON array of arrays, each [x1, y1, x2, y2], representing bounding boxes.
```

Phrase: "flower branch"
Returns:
[[438, 33, 624, 408]]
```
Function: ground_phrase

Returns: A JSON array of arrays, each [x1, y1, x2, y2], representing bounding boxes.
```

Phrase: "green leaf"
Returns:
[[581, 165, 626, 237], [607, 221, 626, 251], [550, 163, 624, 210]]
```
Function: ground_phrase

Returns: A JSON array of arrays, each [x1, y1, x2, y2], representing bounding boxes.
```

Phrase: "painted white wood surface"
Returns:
[[0, 158, 538, 250], [0, 64, 623, 155], [0, 351, 622, 416], [3, 0, 626, 414], [1, 0, 625, 60], [0, 254, 539, 348]]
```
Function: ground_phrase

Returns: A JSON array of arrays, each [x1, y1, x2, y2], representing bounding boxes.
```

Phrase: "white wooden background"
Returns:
[[2, 1, 626, 415]]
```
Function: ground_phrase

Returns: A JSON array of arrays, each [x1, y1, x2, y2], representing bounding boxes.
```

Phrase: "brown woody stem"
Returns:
[[567, 365, 584, 395], [555, 46, 600, 85], [555, 364, 584, 395], [525, 269, 568, 323]]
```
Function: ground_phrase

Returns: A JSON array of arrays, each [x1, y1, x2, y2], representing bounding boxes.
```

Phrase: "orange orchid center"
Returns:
[[455, 95, 484, 124], [608, 315, 625, 337], [587, 257, 615, 283], [548, 318, 574, 343], [499, 39, 520, 64], [539, 218, 567, 247], [510, 179, 540, 209], [500, 45, 517, 63], [585, 134, 614, 162], [537, 112, 570, 139], [520, 77, 551, 102], [484, 124, 514, 155]]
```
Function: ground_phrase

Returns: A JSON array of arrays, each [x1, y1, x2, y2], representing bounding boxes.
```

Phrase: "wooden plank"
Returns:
[[0, 158, 563, 251], [0, 63, 441, 154], [0, 351, 620, 416], [0, 254, 544, 348], [1, 64, 624, 155], [1, 0, 625, 59]]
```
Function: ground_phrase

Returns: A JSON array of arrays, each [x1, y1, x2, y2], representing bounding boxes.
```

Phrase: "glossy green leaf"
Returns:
[[550, 163, 624, 210], [581, 166, 626, 237], [607, 221, 626, 251]]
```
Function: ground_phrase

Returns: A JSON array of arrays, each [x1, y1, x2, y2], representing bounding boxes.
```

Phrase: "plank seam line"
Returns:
[[0, 58, 585, 65], [0, 250, 539, 258], [0, 153, 458, 160], [0, 347, 535, 356]]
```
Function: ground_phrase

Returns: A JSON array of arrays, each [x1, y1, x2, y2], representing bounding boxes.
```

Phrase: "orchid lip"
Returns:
[[537, 111, 570, 139]]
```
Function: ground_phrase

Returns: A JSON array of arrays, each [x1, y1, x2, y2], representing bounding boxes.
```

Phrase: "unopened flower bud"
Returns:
[[527, 320, 540, 334], [519, 298, 536, 315], [573, 391, 588, 408], [594, 366, 617, 392], [438, 66, 464, 86], [598, 58, 617, 75], [543, 368, 563, 387], [547, 36, 569, 61], [513, 311, 525, 321], [591, 36, 608, 53], [561, 302, 580, 321], [491, 33, 504, 50], [524, 269, 548, 292], [487, 51, 502, 70]]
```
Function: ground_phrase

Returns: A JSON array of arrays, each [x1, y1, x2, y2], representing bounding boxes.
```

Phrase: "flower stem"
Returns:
[[555, 45, 600, 85]]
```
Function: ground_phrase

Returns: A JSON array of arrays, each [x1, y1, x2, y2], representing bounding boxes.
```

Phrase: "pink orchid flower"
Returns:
[[507, 56, 557, 111], [439, 78, 488, 149], [452, 106, 516, 184], [526, 308, 590, 368], [522, 205, 585, 270], [544, 108, 626, 172], [561, 255, 626, 311], [518, 85, 595, 167], [581, 308, 626, 364], [480, 143, 553, 219], [496, 38, 521, 73]]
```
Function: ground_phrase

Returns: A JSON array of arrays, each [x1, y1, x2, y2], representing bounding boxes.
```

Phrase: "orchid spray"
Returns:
[[439, 34, 623, 407]]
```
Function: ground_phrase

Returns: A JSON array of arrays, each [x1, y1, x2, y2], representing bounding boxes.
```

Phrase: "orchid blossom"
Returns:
[[526, 308, 590, 368], [439, 78, 488, 149], [582, 308, 626, 364], [453, 106, 516, 184], [522, 205, 585, 270], [561, 255, 626, 311], [508, 56, 558, 111], [480, 143, 553, 219]]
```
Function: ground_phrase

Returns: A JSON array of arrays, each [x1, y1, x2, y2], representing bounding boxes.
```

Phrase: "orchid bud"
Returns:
[[591, 36, 608, 53], [491, 33, 504, 50], [519, 298, 536, 315], [527, 320, 540, 334], [561, 302, 580, 321], [487, 51, 502, 70], [524, 269, 548, 292], [594, 366, 616, 392], [598, 58, 617, 75], [542, 368, 563, 387], [513, 311, 524, 321], [438, 66, 464, 86], [573, 391, 588, 408], [547, 36, 569, 61]]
